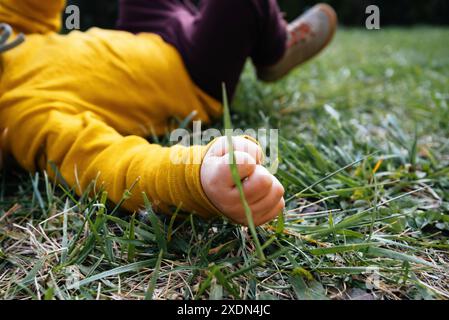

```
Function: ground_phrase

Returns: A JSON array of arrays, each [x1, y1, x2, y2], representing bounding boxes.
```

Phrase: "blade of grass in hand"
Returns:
[[222, 84, 265, 261]]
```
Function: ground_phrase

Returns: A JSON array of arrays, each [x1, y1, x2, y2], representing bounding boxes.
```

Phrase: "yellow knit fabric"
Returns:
[[0, 0, 224, 218]]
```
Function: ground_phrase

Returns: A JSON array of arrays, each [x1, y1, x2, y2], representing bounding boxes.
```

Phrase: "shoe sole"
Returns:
[[315, 3, 338, 59], [258, 3, 338, 82]]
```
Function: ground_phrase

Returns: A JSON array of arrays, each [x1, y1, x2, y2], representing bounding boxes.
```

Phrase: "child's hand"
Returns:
[[201, 136, 285, 226]]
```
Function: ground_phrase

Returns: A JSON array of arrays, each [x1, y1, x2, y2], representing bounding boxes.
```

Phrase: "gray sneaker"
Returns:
[[257, 3, 337, 82]]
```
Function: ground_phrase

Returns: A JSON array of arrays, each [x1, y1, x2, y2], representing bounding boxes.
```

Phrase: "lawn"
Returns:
[[1, 27, 448, 300]]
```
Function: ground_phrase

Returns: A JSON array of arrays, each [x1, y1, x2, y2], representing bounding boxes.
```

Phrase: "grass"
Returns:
[[1, 27, 449, 300]]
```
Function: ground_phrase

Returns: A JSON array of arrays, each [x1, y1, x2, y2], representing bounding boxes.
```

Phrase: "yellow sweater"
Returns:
[[0, 0, 224, 218]]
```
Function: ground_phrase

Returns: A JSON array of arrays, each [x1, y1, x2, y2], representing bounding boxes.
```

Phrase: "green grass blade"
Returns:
[[145, 250, 164, 300], [128, 213, 136, 262], [143, 192, 168, 253], [68, 259, 156, 289], [366, 247, 436, 268], [308, 242, 380, 255], [287, 151, 379, 202], [222, 83, 265, 261]]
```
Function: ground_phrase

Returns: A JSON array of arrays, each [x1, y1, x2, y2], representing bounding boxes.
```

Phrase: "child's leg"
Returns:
[[117, 0, 287, 100]]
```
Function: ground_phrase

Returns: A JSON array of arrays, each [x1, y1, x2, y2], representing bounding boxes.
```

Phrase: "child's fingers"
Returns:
[[221, 166, 283, 215], [208, 136, 263, 164], [254, 198, 285, 226], [242, 166, 274, 204], [216, 151, 257, 186], [248, 178, 284, 215], [232, 137, 263, 164], [232, 151, 257, 181], [234, 197, 284, 227]]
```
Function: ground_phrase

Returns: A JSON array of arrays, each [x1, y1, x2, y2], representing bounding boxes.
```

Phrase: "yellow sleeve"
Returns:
[[0, 0, 66, 34], [3, 107, 222, 219]]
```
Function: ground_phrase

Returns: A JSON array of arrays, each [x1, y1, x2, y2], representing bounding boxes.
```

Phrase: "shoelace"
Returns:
[[0, 23, 25, 54]]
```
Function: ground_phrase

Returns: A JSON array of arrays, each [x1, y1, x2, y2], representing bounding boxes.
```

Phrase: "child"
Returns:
[[0, 0, 336, 226]]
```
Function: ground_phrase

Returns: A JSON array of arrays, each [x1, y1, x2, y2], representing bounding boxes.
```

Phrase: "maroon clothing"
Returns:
[[117, 0, 287, 100]]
